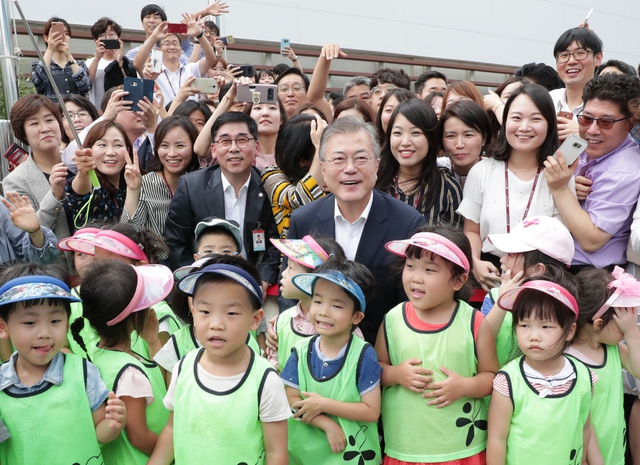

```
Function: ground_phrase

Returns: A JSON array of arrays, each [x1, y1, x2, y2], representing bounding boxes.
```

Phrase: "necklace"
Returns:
[[504, 161, 541, 233]]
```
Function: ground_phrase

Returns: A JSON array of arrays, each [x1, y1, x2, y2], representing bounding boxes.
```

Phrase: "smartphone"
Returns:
[[584, 8, 594, 24], [150, 50, 163, 73], [280, 38, 290, 55], [557, 111, 573, 120], [555, 134, 588, 166], [50, 22, 66, 39], [191, 78, 219, 94], [167, 22, 188, 34], [237, 64, 255, 78], [101, 39, 120, 50], [237, 84, 278, 104], [3, 142, 28, 170], [123, 77, 155, 112], [219, 35, 234, 46]]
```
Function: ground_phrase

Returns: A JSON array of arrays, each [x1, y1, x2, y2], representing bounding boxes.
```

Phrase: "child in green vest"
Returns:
[[280, 259, 382, 464], [148, 259, 291, 465], [70, 259, 174, 465], [0, 272, 126, 465], [64, 223, 181, 359], [267, 234, 349, 371], [487, 277, 595, 464], [377, 226, 499, 464], [566, 267, 640, 465], [484, 216, 575, 366]]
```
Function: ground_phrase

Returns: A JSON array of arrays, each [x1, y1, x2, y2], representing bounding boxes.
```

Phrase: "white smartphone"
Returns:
[[150, 50, 163, 73], [191, 78, 219, 94], [555, 134, 588, 166], [584, 8, 594, 24]]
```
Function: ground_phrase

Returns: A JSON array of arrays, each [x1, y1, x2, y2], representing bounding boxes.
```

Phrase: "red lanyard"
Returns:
[[160, 171, 174, 198], [504, 161, 541, 233], [163, 68, 183, 97], [394, 175, 423, 211]]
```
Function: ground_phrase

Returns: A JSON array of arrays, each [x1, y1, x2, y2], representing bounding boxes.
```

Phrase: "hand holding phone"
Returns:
[[280, 38, 290, 55], [557, 111, 573, 120], [167, 22, 188, 34], [554, 134, 588, 166]]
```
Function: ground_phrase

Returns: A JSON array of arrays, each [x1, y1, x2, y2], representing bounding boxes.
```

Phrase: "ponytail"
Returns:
[[70, 316, 90, 360]]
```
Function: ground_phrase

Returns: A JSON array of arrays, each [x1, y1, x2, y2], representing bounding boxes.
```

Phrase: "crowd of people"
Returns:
[[1, 1, 640, 463]]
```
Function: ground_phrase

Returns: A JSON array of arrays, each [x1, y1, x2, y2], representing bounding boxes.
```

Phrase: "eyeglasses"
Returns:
[[68, 111, 90, 120], [371, 85, 397, 96], [98, 33, 119, 40], [213, 137, 255, 149], [160, 41, 181, 48], [555, 49, 593, 64], [278, 85, 304, 94], [577, 114, 627, 129], [324, 155, 375, 169]]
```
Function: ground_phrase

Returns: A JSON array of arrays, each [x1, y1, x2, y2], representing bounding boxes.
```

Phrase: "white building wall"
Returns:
[[18, 0, 640, 68]]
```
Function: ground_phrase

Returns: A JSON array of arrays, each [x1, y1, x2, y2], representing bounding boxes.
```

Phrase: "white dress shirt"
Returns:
[[334, 193, 374, 260], [221, 172, 251, 258]]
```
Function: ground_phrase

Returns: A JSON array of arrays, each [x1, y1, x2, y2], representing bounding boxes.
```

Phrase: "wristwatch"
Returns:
[[195, 30, 204, 39], [67, 60, 77, 66]]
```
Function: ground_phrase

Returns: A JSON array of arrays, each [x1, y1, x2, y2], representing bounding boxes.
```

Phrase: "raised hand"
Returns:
[[319, 43, 346, 61], [123, 150, 142, 192], [1, 192, 40, 234]]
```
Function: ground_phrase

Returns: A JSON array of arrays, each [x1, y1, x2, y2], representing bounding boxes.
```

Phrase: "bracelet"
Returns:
[[195, 30, 204, 39], [26, 225, 41, 235], [292, 56, 298, 61], [67, 60, 77, 67]]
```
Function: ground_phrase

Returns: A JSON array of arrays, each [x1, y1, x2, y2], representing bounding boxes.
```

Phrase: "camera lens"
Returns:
[[268, 89, 274, 100]]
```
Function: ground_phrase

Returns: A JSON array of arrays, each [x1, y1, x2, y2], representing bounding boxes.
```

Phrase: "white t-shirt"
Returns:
[[85, 57, 113, 107], [164, 359, 291, 423], [549, 88, 584, 117], [457, 158, 575, 256], [155, 62, 201, 106], [154, 336, 202, 373]]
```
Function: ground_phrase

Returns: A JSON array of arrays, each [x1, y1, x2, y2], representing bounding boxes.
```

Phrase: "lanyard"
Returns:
[[504, 161, 541, 233], [163, 68, 183, 97], [160, 170, 174, 198], [394, 174, 423, 211]]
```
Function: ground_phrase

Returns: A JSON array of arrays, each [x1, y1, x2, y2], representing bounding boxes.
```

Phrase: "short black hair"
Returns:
[[195, 226, 240, 251], [91, 17, 122, 40], [553, 27, 603, 58], [272, 63, 289, 78], [582, 73, 640, 118], [275, 67, 310, 91], [203, 20, 219, 36], [211, 111, 259, 141], [140, 4, 167, 22], [275, 114, 316, 184], [313, 259, 376, 314], [515, 62, 564, 91], [370, 68, 411, 90], [414, 70, 448, 96], [596, 59, 638, 77], [328, 90, 344, 106]]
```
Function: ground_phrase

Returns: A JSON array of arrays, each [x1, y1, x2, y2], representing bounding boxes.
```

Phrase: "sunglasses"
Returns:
[[577, 114, 627, 130]]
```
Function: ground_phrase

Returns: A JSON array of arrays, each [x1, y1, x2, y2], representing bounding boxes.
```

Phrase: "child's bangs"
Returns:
[[513, 289, 573, 329], [4, 298, 71, 320]]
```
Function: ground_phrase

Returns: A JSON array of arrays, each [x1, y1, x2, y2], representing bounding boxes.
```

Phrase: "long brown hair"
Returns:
[[84, 120, 132, 193]]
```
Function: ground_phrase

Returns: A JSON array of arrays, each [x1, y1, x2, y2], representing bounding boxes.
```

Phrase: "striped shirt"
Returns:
[[261, 166, 325, 238], [383, 168, 463, 227], [121, 171, 172, 239]]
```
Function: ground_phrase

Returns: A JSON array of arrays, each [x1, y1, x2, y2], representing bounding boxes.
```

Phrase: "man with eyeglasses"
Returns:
[[550, 27, 603, 141], [275, 68, 310, 119], [369, 68, 411, 111], [544, 73, 640, 270], [165, 112, 280, 292], [284, 116, 425, 343]]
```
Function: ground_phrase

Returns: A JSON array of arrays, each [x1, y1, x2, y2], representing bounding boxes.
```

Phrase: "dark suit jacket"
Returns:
[[287, 190, 426, 343], [165, 165, 280, 284]]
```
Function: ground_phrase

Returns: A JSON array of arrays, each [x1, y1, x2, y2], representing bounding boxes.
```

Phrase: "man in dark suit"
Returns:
[[286, 116, 426, 343], [165, 112, 279, 287]]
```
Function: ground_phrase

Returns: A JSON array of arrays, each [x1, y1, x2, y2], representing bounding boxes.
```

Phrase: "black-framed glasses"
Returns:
[[577, 114, 627, 129], [213, 137, 255, 149], [555, 49, 593, 64]]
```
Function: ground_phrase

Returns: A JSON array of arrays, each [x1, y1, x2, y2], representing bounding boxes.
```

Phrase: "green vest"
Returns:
[[91, 347, 169, 465], [500, 355, 592, 464], [275, 305, 313, 371], [0, 354, 104, 465], [154, 300, 183, 335], [382, 301, 487, 462], [288, 334, 380, 465], [173, 348, 274, 464], [583, 344, 625, 465], [486, 287, 519, 367]]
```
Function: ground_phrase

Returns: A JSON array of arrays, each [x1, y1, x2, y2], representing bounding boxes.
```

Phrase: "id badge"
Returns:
[[252, 229, 265, 252]]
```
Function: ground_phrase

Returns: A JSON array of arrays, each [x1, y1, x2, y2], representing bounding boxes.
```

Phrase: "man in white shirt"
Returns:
[[285, 116, 426, 342], [165, 112, 280, 290], [549, 27, 603, 141]]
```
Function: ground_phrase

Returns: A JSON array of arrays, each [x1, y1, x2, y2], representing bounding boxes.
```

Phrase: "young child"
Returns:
[[268, 234, 349, 371], [376, 227, 498, 464], [192, 216, 243, 260], [487, 277, 595, 464], [0, 273, 126, 464], [281, 259, 382, 464], [148, 261, 291, 465], [567, 267, 640, 465], [484, 216, 575, 366], [71, 259, 174, 464], [154, 254, 261, 374], [66, 223, 180, 358]]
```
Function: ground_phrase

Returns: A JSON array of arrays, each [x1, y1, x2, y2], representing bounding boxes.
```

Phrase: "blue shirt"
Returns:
[[280, 336, 382, 395], [0, 351, 109, 412]]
